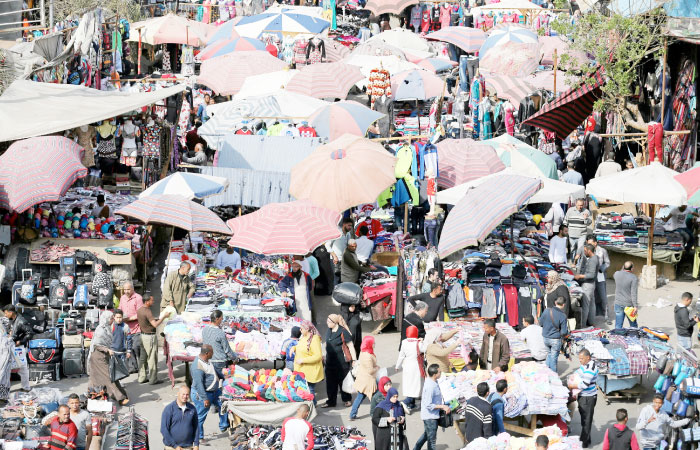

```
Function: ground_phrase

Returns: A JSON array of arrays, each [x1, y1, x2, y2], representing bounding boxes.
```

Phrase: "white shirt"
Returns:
[[355, 236, 374, 263], [282, 417, 313, 450], [487, 334, 495, 369], [520, 324, 547, 361], [215, 250, 241, 270], [542, 203, 564, 233], [661, 207, 687, 232], [549, 235, 568, 264]]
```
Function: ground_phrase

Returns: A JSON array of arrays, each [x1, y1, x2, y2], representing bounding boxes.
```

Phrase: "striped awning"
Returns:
[[522, 69, 606, 139], [484, 74, 536, 105], [116, 195, 231, 234]]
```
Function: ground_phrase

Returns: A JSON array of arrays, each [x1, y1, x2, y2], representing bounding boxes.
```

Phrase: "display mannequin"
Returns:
[[503, 100, 515, 136], [73, 124, 96, 168], [479, 96, 493, 140], [96, 120, 118, 175], [120, 118, 140, 167]]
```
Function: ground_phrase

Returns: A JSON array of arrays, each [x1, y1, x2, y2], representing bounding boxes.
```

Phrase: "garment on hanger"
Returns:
[[306, 37, 326, 64], [368, 67, 391, 108], [440, 4, 451, 29], [503, 101, 515, 136], [120, 120, 139, 167], [374, 96, 392, 137], [410, 4, 423, 32], [431, 5, 441, 30], [181, 46, 195, 76], [161, 44, 171, 73], [420, 7, 431, 33], [479, 97, 493, 140], [74, 126, 96, 168], [141, 122, 162, 158]]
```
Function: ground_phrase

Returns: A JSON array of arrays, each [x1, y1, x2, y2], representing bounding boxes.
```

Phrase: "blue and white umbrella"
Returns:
[[478, 24, 538, 60], [139, 173, 229, 200], [235, 10, 330, 39]]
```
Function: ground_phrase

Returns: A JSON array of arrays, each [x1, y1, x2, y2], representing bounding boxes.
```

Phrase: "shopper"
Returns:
[[137, 294, 171, 385], [279, 261, 314, 323], [463, 382, 494, 442], [520, 316, 547, 363], [674, 292, 696, 351], [48, 405, 78, 450], [202, 310, 236, 379], [294, 321, 324, 402], [372, 387, 406, 450], [421, 269, 440, 293], [161, 385, 199, 450], [330, 218, 355, 284], [539, 297, 569, 373], [613, 261, 639, 328], [401, 301, 428, 340], [214, 244, 241, 271], [181, 142, 207, 165], [370, 376, 392, 417], [542, 203, 565, 235], [395, 325, 427, 412], [341, 239, 374, 283], [548, 225, 569, 264], [413, 364, 450, 450], [67, 394, 92, 450], [602, 409, 639, 450], [575, 244, 599, 328], [191, 345, 228, 442], [569, 349, 598, 448], [488, 380, 507, 435], [635, 394, 690, 450], [355, 226, 374, 263], [280, 326, 301, 370], [110, 309, 131, 367], [578, 235, 610, 323], [424, 328, 459, 374], [407, 283, 445, 322], [479, 319, 511, 372], [118, 282, 143, 373], [162, 262, 195, 314], [563, 198, 592, 257], [88, 311, 129, 405], [536, 435, 549, 450], [2, 306, 31, 391], [543, 271, 571, 318], [561, 161, 584, 185], [321, 314, 354, 409], [340, 303, 362, 355], [281, 404, 314, 450], [350, 336, 380, 420]]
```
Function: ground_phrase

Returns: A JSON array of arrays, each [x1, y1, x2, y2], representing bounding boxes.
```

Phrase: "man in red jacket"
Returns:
[[602, 409, 639, 450], [48, 405, 78, 450], [281, 404, 314, 450]]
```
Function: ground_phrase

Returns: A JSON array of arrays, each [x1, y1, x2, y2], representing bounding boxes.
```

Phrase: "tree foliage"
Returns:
[[52, 0, 142, 23]]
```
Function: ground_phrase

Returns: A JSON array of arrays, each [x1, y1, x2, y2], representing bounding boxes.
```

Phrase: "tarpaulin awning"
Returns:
[[216, 135, 323, 172], [522, 69, 605, 140], [0, 80, 185, 142]]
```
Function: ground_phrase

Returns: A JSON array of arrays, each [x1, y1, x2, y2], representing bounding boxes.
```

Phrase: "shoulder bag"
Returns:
[[340, 332, 353, 363]]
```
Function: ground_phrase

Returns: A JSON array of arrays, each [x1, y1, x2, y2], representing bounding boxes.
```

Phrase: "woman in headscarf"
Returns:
[[395, 325, 428, 413], [370, 376, 392, 417], [544, 270, 571, 318], [350, 335, 379, 420], [88, 311, 129, 405], [0, 318, 15, 404], [372, 387, 406, 450], [340, 303, 362, 355], [293, 320, 323, 403], [424, 328, 459, 374], [321, 314, 354, 409]]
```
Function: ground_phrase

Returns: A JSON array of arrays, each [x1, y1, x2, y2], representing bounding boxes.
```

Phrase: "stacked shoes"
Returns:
[[230, 424, 370, 450]]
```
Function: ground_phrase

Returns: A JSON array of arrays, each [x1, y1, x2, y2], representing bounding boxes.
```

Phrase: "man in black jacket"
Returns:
[[463, 382, 493, 442], [674, 292, 697, 351], [401, 301, 428, 341], [3, 305, 32, 391]]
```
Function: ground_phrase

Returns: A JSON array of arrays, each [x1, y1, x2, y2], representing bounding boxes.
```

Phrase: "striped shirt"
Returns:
[[563, 207, 592, 238], [576, 361, 599, 397], [49, 418, 78, 450]]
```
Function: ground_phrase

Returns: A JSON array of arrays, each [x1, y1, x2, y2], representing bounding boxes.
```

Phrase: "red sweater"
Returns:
[[49, 417, 78, 450]]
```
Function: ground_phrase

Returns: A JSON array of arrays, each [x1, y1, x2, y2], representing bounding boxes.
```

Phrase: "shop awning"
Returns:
[[521, 69, 605, 140], [0, 80, 185, 142], [667, 17, 700, 44]]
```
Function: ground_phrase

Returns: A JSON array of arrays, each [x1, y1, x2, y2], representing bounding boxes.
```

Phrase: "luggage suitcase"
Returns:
[[62, 348, 85, 377], [73, 284, 89, 310], [18, 269, 38, 305], [48, 281, 68, 309], [29, 328, 61, 348], [21, 309, 46, 334], [28, 362, 61, 382], [62, 333, 83, 348], [85, 309, 100, 331], [28, 347, 60, 364]]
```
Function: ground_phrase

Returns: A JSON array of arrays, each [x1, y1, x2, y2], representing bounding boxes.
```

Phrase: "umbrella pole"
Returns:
[[553, 49, 557, 94], [647, 204, 655, 267], [138, 29, 142, 76], [510, 214, 514, 258]]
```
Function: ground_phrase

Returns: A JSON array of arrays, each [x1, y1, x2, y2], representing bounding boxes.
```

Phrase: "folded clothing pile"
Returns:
[[221, 367, 314, 403]]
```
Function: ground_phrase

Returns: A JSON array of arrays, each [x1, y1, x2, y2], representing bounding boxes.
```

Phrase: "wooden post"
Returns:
[[647, 204, 655, 267], [404, 203, 408, 235], [553, 49, 558, 94], [660, 37, 668, 136]]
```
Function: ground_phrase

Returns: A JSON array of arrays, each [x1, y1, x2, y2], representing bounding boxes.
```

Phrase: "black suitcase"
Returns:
[[62, 348, 85, 377], [28, 347, 60, 364], [28, 362, 61, 382]]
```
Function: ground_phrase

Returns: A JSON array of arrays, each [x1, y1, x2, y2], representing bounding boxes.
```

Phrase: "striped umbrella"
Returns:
[[352, 40, 407, 60], [197, 51, 288, 95], [290, 134, 396, 212], [539, 36, 589, 66], [436, 138, 506, 189], [364, 0, 419, 15], [482, 134, 559, 179], [198, 36, 266, 61], [479, 24, 539, 59], [207, 18, 241, 45], [438, 173, 542, 258], [320, 37, 351, 62], [116, 195, 231, 234], [0, 136, 86, 212], [227, 200, 341, 255], [416, 58, 457, 73], [309, 101, 385, 140], [479, 41, 540, 77], [425, 26, 486, 53], [285, 62, 364, 99], [484, 73, 536, 105], [391, 69, 445, 101], [524, 70, 571, 94], [674, 162, 700, 205], [139, 173, 229, 200], [235, 11, 330, 38]]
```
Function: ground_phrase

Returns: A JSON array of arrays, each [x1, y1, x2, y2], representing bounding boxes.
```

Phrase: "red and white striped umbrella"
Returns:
[[227, 200, 341, 255], [436, 138, 506, 189], [0, 136, 87, 212], [285, 62, 364, 99], [320, 37, 351, 62], [479, 41, 540, 77], [116, 194, 231, 234], [197, 51, 288, 95], [484, 74, 536, 105], [364, 0, 419, 15], [425, 26, 486, 53]]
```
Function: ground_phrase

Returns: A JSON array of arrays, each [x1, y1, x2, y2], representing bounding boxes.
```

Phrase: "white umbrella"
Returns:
[[586, 162, 686, 206], [139, 173, 229, 200], [367, 29, 433, 54], [236, 69, 299, 97], [343, 54, 420, 89]]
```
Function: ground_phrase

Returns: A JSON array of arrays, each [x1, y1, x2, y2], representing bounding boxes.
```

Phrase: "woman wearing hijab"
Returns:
[[293, 321, 323, 403], [340, 303, 362, 355], [350, 335, 379, 420], [372, 387, 406, 450], [89, 311, 129, 405], [424, 328, 459, 374], [0, 318, 16, 404], [281, 326, 301, 370], [544, 271, 571, 318], [395, 325, 428, 412], [321, 314, 355, 408], [370, 376, 392, 416]]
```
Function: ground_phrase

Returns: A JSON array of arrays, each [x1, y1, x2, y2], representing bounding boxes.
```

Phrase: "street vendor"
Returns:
[[279, 261, 314, 322], [162, 262, 195, 314], [214, 244, 241, 272], [479, 319, 511, 372]]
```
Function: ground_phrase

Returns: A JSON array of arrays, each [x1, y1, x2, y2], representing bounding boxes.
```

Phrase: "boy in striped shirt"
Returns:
[[48, 405, 78, 450], [569, 349, 598, 448]]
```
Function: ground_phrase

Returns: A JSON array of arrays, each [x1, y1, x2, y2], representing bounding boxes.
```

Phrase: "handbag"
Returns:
[[438, 409, 453, 428], [109, 354, 129, 382], [340, 333, 353, 363], [342, 371, 357, 394]]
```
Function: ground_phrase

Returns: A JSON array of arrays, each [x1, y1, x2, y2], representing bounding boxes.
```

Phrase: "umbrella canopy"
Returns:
[[116, 195, 231, 234], [0, 136, 86, 212], [524, 70, 572, 94], [308, 101, 384, 140], [539, 36, 589, 66], [472, 0, 543, 15], [234, 11, 330, 38], [482, 134, 559, 179], [198, 36, 266, 60], [368, 29, 432, 54], [484, 73, 536, 105], [197, 51, 288, 95], [128, 14, 215, 46], [285, 62, 364, 99], [139, 173, 229, 200], [479, 24, 538, 60], [364, 0, 419, 14], [479, 41, 540, 77], [343, 54, 420, 89], [320, 37, 351, 62], [237, 69, 299, 97], [352, 40, 407, 60], [391, 69, 445, 101], [207, 19, 241, 45], [290, 134, 396, 212], [674, 163, 700, 205], [416, 58, 457, 73], [586, 162, 686, 206], [227, 200, 341, 255], [424, 26, 486, 53], [438, 173, 542, 258], [435, 138, 506, 189]]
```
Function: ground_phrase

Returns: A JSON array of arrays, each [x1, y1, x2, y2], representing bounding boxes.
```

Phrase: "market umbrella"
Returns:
[[524, 70, 571, 94], [416, 58, 457, 73], [479, 41, 540, 77], [127, 14, 215, 46], [308, 101, 385, 140], [234, 11, 330, 38], [539, 36, 589, 66], [674, 162, 700, 205], [116, 194, 231, 234], [352, 40, 407, 60], [0, 136, 87, 212], [236, 69, 299, 97], [478, 24, 539, 60], [367, 29, 432, 55], [484, 73, 536, 105], [206, 19, 242, 45], [586, 162, 686, 206], [424, 26, 486, 53], [391, 69, 445, 101], [285, 62, 364, 99], [227, 200, 341, 255], [343, 54, 420, 89], [198, 36, 266, 61], [435, 138, 505, 189], [320, 37, 351, 62], [364, 0, 419, 15], [482, 134, 559, 179], [197, 51, 288, 95], [139, 173, 229, 200], [438, 173, 542, 258]]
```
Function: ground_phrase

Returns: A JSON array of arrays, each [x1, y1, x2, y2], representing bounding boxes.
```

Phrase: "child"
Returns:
[[280, 326, 301, 370], [111, 309, 132, 363], [369, 376, 392, 417]]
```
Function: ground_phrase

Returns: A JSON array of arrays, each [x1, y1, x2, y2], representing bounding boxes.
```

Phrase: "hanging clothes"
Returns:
[[479, 97, 493, 140], [305, 38, 326, 64]]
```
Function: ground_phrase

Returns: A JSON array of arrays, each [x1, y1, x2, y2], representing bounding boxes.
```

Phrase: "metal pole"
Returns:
[[553, 49, 557, 94], [48, 0, 53, 27], [647, 204, 655, 267], [39, 0, 45, 29], [660, 37, 668, 134], [403, 203, 408, 235]]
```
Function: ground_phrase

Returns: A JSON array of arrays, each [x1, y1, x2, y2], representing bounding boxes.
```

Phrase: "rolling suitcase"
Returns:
[[62, 348, 85, 377], [28, 362, 61, 382]]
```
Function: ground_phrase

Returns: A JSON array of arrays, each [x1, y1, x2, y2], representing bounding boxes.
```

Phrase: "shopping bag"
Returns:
[[11, 346, 27, 370], [342, 372, 356, 394], [375, 367, 388, 383], [109, 355, 129, 382]]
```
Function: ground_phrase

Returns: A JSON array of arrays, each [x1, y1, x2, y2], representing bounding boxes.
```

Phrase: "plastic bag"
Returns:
[[109, 355, 129, 382], [375, 367, 388, 383], [342, 371, 356, 394]]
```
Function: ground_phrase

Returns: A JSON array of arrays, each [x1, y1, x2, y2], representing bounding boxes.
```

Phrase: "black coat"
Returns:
[[340, 305, 362, 353], [545, 285, 572, 318], [400, 312, 426, 341], [372, 406, 405, 450], [325, 327, 354, 372], [11, 314, 33, 346]]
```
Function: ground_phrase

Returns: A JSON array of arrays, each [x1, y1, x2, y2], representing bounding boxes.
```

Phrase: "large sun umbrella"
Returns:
[[524, 70, 572, 94], [128, 14, 215, 46], [227, 201, 341, 255], [368, 29, 432, 54], [436, 138, 505, 189], [484, 73, 536, 105], [478, 24, 538, 60], [289, 134, 396, 212], [674, 162, 700, 205], [320, 37, 351, 62], [197, 51, 288, 95], [416, 58, 456, 73], [391, 69, 445, 101], [364, 0, 419, 15], [343, 54, 420, 89], [482, 134, 559, 179], [237, 69, 299, 97], [308, 101, 384, 140], [438, 173, 542, 258], [116, 195, 231, 234], [206, 19, 241, 45], [586, 162, 686, 206], [234, 11, 330, 38], [198, 36, 266, 61], [479, 41, 540, 77], [0, 136, 86, 212], [139, 173, 229, 200], [539, 36, 589, 66], [425, 26, 486, 53], [285, 62, 364, 99], [352, 40, 407, 60]]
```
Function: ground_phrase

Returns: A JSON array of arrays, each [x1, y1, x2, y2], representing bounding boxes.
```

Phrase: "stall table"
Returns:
[[222, 400, 316, 427], [29, 238, 133, 265], [454, 414, 538, 442], [604, 245, 681, 281]]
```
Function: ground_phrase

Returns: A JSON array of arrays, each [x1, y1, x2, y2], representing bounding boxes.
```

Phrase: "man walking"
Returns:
[[329, 218, 355, 284], [414, 364, 450, 450], [539, 298, 569, 373], [161, 385, 200, 450], [568, 349, 598, 448], [548, 225, 569, 264], [613, 262, 638, 328], [562, 161, 584, 186], [463, 382, 494, 442], [602, 409, 639, 450], [67, 394, 92, 450], [137, 294, 170, 385], [575, 244, 599, 327], [191, 345, 228, 442], [281, 404, 314, 450], [674, 292, 697, 351], [202, 310, 237, 379], [48, 405, 78, 450], [636, 394, 690, 450], [119, 282, 143, 373], [162, 262, 195, 313], [479, 319, 511, 372], [3, 305, 31, 391], [563, 198, 592, 258], [488, 380, 507, 435]]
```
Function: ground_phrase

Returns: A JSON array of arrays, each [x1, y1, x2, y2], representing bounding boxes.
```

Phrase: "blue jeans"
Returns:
[[614, 304, 638, 329], [414, 418, 438, 450], [679, 335, 693, 351], [308, 382, 317, 405], [350, 392, 367, 419], [192, 389, 229, 439], [543, 338, 561, 373], [403, 397, 417, 409]]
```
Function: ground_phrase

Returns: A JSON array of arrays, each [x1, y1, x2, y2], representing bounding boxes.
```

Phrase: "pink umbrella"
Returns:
[[365, 0, 419, 15], [436, 138, 506, 189], [391, 69, 445, 101], [539, 36, 589, 66], [227, 200, 341, 255], [416, 58, 457, 73], [285, 62, 364, 99], [479, 41, 540, 77], [0, 136, 86, 212], [484, 74, 536, 105], [320, 37, 351, 62], [129, 14, 215, 46], [524, 70, 572, 93], [309, 101, 385, 140], [197, 51, 288, 95], [425, 26, 486, 53]]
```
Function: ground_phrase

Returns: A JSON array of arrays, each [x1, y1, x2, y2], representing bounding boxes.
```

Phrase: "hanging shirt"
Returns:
[[354, 218, 384, 239], [281, 125, 300, 137], [297, 126, 317, 137], [395, 144, 418, 179], [235, 128, 253, 135]]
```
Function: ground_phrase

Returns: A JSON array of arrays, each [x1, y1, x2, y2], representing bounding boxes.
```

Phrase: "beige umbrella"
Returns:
[[285, 62, 363, 99], [127, 13, 215, 46], [197, 51, 288, 95]]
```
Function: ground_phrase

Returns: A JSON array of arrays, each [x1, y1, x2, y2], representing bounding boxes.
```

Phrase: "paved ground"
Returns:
[[15, 262, 699, 450]]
